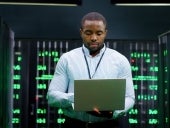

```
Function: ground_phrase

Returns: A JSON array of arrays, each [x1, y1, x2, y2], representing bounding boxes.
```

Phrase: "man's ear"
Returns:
[[80, 28, 83, 32], [80, 28, 83, 37], [104, 29, 108, 38], [105, 29, 108, 34]]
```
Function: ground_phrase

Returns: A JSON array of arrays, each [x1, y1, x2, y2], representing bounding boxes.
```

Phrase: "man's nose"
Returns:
[[91, 34, 97, 42]]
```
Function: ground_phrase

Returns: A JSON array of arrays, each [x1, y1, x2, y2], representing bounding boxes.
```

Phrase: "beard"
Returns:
[[85, 43, 104, 55]]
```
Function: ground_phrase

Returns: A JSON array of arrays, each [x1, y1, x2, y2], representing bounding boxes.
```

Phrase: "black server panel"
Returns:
[[0, 18, 14, 128], [158, 31, 170, 128], [12, 39, 167, 128]]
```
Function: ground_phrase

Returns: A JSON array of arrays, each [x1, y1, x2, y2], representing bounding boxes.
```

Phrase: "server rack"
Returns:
[[158, 31, 170, 128], [0, 17, 14, 128], [12, 39, 165, 128]]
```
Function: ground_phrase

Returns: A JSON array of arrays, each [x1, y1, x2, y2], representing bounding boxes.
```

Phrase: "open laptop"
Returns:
[[74, 79, 126, 111]]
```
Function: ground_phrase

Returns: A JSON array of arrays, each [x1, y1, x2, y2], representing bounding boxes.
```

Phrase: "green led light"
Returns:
[[129, 109, 138, 114], [133, 85, 138, 90], [165, 117, 168, 123], [36, 95, 43, 98], [13, 94, 19, 100], [13, 75, 21, 80], [17, 56, 22, 61], [57, 118, 65, 124], [36, 75, 53, 80], [164, 67, 168, 72], [37, 65, 46, 70], [137, 95, 157, 100], [38, 51, 58, 57], [131, 66, 139, 71], [36, 118, 46, 123], [150, 66, 158, 72], [37, 84, 46, 89], [13, 109, 20, 114], [12, 118, 20, 123], [129, 118, 138, 124], [58, 108, 64, 114], [13, 65, 21, 70], [13, 84, 21, 89], [145, 59, 151, 63], [54, 57, 59, 62], [52, 51, 58, 56], [133, 75, 158, 81], [149, 119, 158, 124], [149, 85, 158, 90], [149, 109, 158, 114], [131, 52, 150, 58], [164, 80, 168, 83], [37, 108, 46, 114], [164, 50, 168, 56], [155, 60, 158, 63]]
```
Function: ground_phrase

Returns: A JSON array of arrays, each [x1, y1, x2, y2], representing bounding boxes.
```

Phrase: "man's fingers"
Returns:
[[93, 107, 101, 114]]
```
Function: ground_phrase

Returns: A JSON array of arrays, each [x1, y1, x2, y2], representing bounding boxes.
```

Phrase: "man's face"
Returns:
[[80, 20, 107, 52]]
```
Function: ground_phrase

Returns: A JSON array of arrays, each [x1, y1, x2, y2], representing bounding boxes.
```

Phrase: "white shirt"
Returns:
[[47, 44, 135, 122]]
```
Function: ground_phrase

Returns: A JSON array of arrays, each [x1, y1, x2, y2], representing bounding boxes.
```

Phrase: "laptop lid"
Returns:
[[74, 79, 126, 111]]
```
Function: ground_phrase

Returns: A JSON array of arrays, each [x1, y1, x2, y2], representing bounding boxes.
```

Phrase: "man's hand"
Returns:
[[87, 108, 113, 118]]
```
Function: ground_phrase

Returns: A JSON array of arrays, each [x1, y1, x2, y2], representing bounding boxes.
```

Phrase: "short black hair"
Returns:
[[81, 12, 107, 28]]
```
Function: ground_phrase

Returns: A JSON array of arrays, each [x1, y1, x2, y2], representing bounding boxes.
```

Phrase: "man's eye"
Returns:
[[85, 32, 92, 35], [97, 33, 103, 36]]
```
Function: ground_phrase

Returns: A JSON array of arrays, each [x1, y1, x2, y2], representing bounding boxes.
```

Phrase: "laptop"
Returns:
[[74, 79, 126, 111]]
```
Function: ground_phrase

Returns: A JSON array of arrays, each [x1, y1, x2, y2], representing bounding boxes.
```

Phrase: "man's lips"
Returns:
[[90, 43, 98, 46]]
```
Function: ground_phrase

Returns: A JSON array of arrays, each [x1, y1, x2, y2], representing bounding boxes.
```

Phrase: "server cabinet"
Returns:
[[158, 31, 170, 128], [0, 17, 14, 128], [12, 39, 165, 128]]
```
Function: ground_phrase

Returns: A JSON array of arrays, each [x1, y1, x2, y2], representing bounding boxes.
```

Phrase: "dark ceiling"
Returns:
[[0, 0, 170, 40]]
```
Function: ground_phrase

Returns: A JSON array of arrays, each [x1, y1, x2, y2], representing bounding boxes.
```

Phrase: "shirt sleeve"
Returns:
[[113, 56, 135, 118], [47, 54, 74, 108]]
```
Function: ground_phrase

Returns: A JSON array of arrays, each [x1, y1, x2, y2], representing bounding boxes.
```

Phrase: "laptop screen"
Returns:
[[74, 79, 126, 111]]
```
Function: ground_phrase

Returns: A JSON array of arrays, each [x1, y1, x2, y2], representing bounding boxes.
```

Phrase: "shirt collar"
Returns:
[[82, 44, 106, 57]]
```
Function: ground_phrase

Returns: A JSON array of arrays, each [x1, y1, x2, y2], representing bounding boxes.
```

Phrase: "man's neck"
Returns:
[[89, 44, 104, 57], [90, 50, 100, 57]]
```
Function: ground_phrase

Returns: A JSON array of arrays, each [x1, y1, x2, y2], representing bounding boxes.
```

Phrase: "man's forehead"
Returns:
[[83, 20, 105, 25], [82, 20, 106, 30]]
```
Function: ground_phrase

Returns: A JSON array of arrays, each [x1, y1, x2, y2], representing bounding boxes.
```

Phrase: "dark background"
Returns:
[[1, 1, 170, 128], [0, 0, 170, 40]]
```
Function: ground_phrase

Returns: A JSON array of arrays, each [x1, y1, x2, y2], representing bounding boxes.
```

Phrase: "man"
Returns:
[[47, 12, 135, 128]]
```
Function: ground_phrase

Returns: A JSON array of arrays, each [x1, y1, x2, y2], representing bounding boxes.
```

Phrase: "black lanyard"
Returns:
[[82, 47, 106, 79]]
